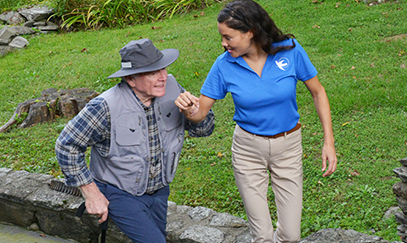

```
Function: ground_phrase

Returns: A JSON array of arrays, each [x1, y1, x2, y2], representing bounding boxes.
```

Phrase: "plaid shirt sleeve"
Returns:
[[55, 97, 110, 187], [185, 109, 215, 137]]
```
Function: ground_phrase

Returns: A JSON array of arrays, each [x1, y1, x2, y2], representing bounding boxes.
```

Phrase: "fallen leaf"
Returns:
[[342, 122, 349, 126], [312, 25, 321, 29], [331, 65, 336, 69], [151, 26, 161, 30], [193, 15, 198, 18], [351, 66, 356, 70], [217, 151, 223, 158], [401, 64, 406, 68], [350, 170, 360, 176], [81, 48, 87, 52], [200, 12, 205, 16], [318, 181, 324, 185], [194, 71, 199, 76], [348, 28, 352, 31], [40, 234, 46, 237], [211, 162, 216, 166], [370, 63, 375, 68]]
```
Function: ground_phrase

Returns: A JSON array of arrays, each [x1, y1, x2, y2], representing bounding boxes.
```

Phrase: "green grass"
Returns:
[[1, 0, 407, 241]]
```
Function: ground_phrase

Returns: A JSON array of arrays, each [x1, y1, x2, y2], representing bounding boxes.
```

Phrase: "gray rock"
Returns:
[[0, 167, 12, 176], [0, 26, 18, 45], [188, 206, 214, 221], [23, 21, 35, 27], [0, 11, 25, 25], [384, 206, 401, 220], [9, 36, 29, 49], [10, 26, 36, 35], [34, 20, 47, 27], [395, 211, 407, 225], [394, 182, 407, 199], [177, 205, 193, 214], [0, 45, 14, 56], [400, 158, 407, 167], [210, 212, 248, 227], [396, 196, 407, 215], [39, 21, 59, 31], [394, 167, 407, 183], [235, 230, 252, 243], [179, 225, 225, 243], [18, 6, 54, 22], [29, 222, 40, 231]]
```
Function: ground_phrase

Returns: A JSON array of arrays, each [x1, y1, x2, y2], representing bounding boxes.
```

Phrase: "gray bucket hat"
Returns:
[[107, 39, 179, 78]]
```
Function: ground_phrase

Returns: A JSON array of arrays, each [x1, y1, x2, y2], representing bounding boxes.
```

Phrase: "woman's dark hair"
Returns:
[[218, 0, 295, 55]]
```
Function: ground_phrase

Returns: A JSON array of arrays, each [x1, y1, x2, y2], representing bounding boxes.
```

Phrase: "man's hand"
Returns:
[[80, 182, 109, 223], [175, 91, 200, 117]]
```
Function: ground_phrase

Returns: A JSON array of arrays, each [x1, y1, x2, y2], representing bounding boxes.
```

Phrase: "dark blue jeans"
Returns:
[[95, 181, 169, 243]]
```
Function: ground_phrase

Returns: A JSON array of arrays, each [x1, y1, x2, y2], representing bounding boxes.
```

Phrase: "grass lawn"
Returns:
[[0, 0, 406, 241]]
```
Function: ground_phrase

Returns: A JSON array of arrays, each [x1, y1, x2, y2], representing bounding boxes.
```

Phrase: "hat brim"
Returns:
[[107, 48, 179, 79]]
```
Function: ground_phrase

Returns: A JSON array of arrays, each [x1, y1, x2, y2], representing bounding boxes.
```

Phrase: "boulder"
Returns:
[[0, 26, 18, 45], [0, 45, 14, 56], [0, 11, 25, 25], [18, 6, 54, 22], [8, 36, 29, 49], [9, 26, 36, 35]]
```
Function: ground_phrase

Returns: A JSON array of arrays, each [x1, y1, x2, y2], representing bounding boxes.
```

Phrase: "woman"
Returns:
[[175, 0, 337, 242]]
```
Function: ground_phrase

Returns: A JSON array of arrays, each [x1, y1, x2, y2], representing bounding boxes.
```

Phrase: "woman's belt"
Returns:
[[241, 123, 301, 139]]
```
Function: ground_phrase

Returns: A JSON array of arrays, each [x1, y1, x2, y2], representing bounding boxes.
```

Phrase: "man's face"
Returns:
[[129, 68, 168, 104]]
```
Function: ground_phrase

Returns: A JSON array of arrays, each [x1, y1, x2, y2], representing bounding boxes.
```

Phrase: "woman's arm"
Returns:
[[175, 93, 216, 124], [304, 76, 338, 177]]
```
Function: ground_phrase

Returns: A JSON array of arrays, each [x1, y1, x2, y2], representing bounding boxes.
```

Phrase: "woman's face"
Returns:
[[217, 22, 254, 58]]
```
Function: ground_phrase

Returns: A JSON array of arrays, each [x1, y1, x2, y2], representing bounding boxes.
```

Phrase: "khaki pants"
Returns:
[[232, 125, 303, 243]]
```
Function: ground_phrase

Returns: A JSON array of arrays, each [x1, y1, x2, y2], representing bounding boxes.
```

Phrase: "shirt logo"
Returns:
[[275, 57, 290, 71]]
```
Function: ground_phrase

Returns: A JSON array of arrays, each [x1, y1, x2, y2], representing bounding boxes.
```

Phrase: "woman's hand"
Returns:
[[321, 143, 337, 177]]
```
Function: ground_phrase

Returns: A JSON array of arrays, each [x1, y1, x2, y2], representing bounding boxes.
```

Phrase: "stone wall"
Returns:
[[0, 6, 59, 56], [0, 168, 251, 243], [392, 158, 407, 242], [0, 167, 402, 243]]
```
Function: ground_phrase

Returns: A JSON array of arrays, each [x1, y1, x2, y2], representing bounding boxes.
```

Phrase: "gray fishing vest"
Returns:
[[89, 75, 185, 196]]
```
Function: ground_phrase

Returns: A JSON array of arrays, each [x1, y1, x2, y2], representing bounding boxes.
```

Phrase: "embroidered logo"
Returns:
[[275, 57, 290, 71]]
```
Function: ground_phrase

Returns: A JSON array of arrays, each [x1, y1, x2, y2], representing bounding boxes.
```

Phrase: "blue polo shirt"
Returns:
[[200, 39, 317, 136]]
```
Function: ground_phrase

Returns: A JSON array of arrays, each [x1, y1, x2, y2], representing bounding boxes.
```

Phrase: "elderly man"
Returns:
[[55, 39, 214, 242]]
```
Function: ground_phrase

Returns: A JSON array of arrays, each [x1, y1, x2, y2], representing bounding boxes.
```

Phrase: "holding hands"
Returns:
[[175, 91, 200, 118]]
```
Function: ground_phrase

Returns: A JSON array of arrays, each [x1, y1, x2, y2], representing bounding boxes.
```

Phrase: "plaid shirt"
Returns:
[[55, 82, 214, 193]]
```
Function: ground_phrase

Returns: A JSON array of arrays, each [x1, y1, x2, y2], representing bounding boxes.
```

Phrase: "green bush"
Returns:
[[52, 0, 220, 29], [1, 0, 218, 29]]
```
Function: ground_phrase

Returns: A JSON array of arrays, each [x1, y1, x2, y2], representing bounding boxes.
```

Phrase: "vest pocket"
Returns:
[[115, 113, 142, 146], [107, 156, 147, 196], [159, 101, 182, 131], [164, 133, 184, 183]]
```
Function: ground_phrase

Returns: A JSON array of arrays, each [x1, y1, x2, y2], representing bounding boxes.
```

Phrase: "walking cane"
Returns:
[[48, 180, 108, 243], [76, 202, 108, 243]]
